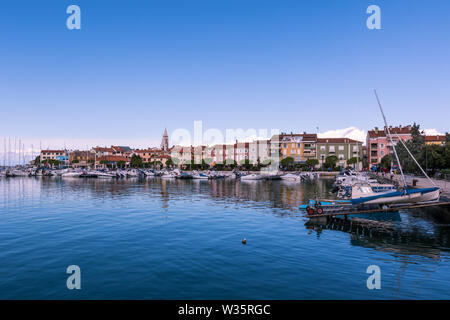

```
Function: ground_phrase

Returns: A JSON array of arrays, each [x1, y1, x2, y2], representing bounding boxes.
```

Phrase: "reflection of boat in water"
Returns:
[[305, 214, 445, 260]]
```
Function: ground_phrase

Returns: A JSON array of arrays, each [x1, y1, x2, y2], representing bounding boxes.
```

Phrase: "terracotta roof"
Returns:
[[93, 147, 114, 153], [272, 133, 318, 142], [111, 146, 133, 153], [97, 156, 128, 162], [425, 135, 446, 142], [41, 150, 65, 153], [368, 125, 412, 138], [317, 138, 362, 144]]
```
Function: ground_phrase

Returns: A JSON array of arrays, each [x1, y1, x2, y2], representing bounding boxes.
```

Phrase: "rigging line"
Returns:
[[395, 133, 437, 187], [374, 90, 408, 190]]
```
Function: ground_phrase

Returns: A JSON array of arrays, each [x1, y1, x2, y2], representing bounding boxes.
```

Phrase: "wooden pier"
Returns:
[[305, 201, 450, 219]]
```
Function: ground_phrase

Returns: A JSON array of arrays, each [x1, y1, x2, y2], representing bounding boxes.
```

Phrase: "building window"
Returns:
[[353, 146, 359, 152], [338, 146, 344, 151], [320, 146, 325, 150], [329, 146, 335, 152], [339, 154, 344, 160]]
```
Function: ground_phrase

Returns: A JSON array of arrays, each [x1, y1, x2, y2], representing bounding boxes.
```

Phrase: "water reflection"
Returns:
[[1, 177, 450, 299], [1, 177, 332, 213], [306, 213, 450, 260], [2, 177, 450, 260]]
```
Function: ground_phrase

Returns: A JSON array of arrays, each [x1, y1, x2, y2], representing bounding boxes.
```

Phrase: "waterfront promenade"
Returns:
[[374, 172, 450, 197]]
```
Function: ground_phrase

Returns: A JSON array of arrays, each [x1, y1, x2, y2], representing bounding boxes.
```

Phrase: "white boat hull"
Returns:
[[241, 174, 264, 181]]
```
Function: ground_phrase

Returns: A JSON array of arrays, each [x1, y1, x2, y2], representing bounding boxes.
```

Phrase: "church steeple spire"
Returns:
[[161, 128, 169, 152]]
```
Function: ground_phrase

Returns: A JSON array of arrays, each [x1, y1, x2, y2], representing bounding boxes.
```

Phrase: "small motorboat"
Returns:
[[173, 169, 192, 179], [92, 170, 116, 179], [160, 170, 175, 179], [191, 171, 209, 179], [145, 170, 156, 177], [280, 173, 301, 181], [61, 170, 83, 178], [240, 173, 264, 181], [6, 169, 29, 177]]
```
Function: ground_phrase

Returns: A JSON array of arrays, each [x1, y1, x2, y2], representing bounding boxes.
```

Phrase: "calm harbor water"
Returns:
[[0, 177, 449, 299]]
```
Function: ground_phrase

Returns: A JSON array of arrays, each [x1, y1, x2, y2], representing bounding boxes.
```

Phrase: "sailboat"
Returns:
[[348, 90, 441, 206], [300, 91, 440, 213]]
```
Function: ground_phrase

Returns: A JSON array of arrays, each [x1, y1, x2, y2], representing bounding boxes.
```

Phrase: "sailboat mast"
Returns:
[[8, 137, 11, 167], [374, 90, 408, 189]]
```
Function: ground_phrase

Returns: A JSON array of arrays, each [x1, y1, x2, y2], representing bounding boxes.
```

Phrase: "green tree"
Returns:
[[34, 156, 40, 164], [239, 159, 253, 170], [346, 157, 358, 165], [260, 159, 272, 167], [117, 160, 126, 168], [203, 158, 213, 166], [324, 155, 338, 170], [421, 144, 448, 174], [165, 158, 174, 167], [130, 154, 143, 168], [46, 159, 60, 167], [380, 154, 393, 170], [280, 157, 294, 169], [225, 158, 236, 167], [305, 158, 319, 169], [396, 123, 425, 173]]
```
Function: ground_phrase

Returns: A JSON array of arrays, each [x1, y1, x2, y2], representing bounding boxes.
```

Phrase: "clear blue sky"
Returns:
[[1, 0, 449, 146]]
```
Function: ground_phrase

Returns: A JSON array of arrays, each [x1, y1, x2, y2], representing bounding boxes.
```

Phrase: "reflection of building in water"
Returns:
[[206, 179, 333, 212], [160, 179, 169, 209]]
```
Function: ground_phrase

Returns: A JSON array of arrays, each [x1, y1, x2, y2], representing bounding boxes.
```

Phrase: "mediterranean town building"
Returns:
[[92, 147, 115, 158], [316, 138, 363, 169], [111, 146, 133, 161], [96, 155, 129, 168], [272, 133, 317, 163], [134, 148, 169, 167], [366, 125, 412, 165], [425, 135, 446, 146], [40, 150, 67, 162], [68, 150, 95, 167]]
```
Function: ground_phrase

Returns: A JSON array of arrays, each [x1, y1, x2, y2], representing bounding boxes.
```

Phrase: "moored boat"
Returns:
[[240, 173, 264, 181]]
